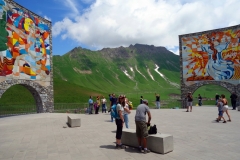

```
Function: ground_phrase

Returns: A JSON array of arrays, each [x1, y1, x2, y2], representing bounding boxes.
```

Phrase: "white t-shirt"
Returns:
[[116, 104, 124, 118], [102, 98, 106, 104]]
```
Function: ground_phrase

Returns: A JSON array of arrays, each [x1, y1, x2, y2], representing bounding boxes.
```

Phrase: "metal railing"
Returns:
[[0, 99, 221, 117], [0, 104, 37, 117]]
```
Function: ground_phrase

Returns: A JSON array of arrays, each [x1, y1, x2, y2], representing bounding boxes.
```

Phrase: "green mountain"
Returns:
[[53, 44, 180, 103]]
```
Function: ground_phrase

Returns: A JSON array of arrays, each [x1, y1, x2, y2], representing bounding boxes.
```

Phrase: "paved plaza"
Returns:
[[0, 106, 239, 160]]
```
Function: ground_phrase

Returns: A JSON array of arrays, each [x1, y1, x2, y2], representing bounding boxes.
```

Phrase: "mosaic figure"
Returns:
[[0, 0, 50, 81], [181, 27, 240, 86]]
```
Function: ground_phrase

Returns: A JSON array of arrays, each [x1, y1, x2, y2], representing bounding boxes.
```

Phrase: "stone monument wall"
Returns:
[[0, 0, 53, 112], [179, 25, 240, 108]]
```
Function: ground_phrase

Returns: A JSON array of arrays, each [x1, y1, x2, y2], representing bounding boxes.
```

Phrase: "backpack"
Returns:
[[148, 124, 157, 134], [111, 104, 119, 119], [128, 101, 133, 110]]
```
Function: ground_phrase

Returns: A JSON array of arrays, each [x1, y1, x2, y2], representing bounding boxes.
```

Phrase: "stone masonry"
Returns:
[[0, 80, 54, 112]]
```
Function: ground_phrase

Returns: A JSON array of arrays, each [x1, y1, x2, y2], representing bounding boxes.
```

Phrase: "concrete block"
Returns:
[[238, 106, 240, 111], [68, 115, 81, 127], [147, 134, 173, 154], [121, 129, 173, 154], [121, 129, 138, 147]]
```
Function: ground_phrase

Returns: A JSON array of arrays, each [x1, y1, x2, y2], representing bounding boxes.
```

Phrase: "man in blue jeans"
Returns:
[[110, 94, 117, 122], [155, 93, 160, 109], [88, 96, 93, 114]]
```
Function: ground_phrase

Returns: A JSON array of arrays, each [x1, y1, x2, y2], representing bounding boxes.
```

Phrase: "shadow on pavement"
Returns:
[[124, 146, 139, 153], [99, 145, 116, 149], [99, 145, 139, 153], [105, 120, 114, 122]]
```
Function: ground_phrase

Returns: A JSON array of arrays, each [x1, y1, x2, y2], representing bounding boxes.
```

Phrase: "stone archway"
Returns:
[[181, 81, 239, 108], [0, 80, 53, 113]]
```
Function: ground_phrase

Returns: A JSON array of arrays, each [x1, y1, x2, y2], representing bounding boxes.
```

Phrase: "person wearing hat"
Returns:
[[135, 99, 151, 154], [115, 95, 130, 149]]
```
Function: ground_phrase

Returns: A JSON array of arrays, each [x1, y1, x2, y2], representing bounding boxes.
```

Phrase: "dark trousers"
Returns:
[[115, 119, 123, 139], [198, 100, 202, 106], [95, 106, 99, 114], [231, 100, 237, 109]]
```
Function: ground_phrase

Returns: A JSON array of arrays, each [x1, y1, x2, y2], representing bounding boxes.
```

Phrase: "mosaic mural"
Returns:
[[0, 0, 51, 84], [180, 25, 240, 86]]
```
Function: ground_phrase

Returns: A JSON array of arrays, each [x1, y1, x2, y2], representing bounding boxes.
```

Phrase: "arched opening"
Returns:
[[180, 81, 239, 108], [0, 80, 53, 116], [191, 84, 231, 106], [0, 84, 37, 115]]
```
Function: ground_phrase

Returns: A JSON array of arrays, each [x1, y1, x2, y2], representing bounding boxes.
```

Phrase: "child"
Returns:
[[216, 98, 226, 123]]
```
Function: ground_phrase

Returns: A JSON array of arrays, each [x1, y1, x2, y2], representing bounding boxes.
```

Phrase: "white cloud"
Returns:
[[64, 0, 79, 15], [53, 0, 240, 50], [169, 49, 179, 55]]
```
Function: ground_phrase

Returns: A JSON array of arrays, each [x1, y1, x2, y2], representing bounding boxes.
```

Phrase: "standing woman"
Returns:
[[95, 96, 100, 114], [221, 94, 231, 122], [124, 98, 131, 129], [115, 95, 127, 149]]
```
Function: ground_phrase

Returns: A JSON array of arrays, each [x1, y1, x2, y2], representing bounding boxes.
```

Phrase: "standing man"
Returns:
[[88, 96, 93, 114], [155, 93, 160, 109], [198, 94, 202, 106], [108, 94, 112, 113], [101, 96, 107, 113], [135, 99, 151, 154], [186, 92, 193, 112], [215, 93, 220, 105], [140, 96, 143, 104], [110, 94, 118, 122], [230, 92, 238, 110]]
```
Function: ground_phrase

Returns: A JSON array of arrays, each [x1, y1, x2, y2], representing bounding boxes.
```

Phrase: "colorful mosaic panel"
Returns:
[[0, 0, 51, 82], [180, 25, 240, 86]]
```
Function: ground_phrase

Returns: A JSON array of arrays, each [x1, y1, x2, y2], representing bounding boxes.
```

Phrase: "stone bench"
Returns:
[[121, 129, 173, 154], [67, 115, 81, 127]]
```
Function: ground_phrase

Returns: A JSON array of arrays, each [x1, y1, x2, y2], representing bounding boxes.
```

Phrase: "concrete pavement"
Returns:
[[0, 106, 239, 160]]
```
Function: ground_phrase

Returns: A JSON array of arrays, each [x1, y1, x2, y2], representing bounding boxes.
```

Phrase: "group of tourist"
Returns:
[[88, 91, 237, 154], [115, 95, 152, 154], [216, 92, 238, 110], [216, 94, 231, 123], [88, 93, 153, 153], [186, 92, 237, 123], [87, 95, 107, 114]]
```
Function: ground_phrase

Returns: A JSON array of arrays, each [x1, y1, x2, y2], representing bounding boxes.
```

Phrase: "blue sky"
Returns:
[[13, 0, 240, 55]]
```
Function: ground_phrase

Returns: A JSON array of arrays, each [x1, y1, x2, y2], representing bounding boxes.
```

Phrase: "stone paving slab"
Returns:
[[0, 106, 239, 160]]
